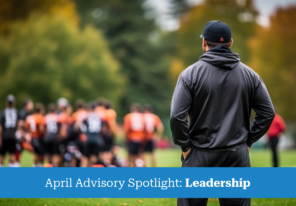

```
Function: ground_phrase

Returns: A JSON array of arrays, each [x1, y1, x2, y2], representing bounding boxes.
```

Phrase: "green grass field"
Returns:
[[1, 148, 296, 205]]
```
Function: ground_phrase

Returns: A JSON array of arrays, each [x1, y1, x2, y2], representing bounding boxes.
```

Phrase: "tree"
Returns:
[[174, 0, 258, 68], [0, 0, 78, 35], [249, 7, 296, 120], [0, 15, 123, 110], [73, 0, 173, 117]]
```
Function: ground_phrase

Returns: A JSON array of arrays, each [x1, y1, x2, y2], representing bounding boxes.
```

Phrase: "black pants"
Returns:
[[178, 145, 251, 206], [269, 137, 279, 167]]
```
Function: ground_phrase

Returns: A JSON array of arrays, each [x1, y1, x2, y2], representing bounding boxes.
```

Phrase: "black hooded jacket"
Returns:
[[170, 46, 275, 151]]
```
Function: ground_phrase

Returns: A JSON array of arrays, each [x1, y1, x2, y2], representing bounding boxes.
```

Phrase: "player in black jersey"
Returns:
[[44, 104, 60, 166], [0, 95, 21, 167], [77, 103, 105, 167], [16, 99, 34, 165]]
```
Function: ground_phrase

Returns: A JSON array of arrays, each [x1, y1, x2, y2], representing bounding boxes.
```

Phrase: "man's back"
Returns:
[[1, 108, 18, 139], [171, 45, 275, 151], [124, 113, 145, 142], [171, 20, 275, 206]]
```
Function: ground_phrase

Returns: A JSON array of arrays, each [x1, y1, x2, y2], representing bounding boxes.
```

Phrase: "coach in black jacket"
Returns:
[[170, 21, 275, 206]]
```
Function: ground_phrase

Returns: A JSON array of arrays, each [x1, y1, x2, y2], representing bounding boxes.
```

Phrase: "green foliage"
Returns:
[[74, 0, 173, 117], [175, 0, 258, 67], [0, 0, 79, 35], [0, 15, 123, 110], [249, 7, 296, 120]]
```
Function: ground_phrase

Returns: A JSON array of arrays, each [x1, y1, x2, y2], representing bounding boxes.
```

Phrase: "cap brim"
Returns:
[[200, 34, 204, 38]]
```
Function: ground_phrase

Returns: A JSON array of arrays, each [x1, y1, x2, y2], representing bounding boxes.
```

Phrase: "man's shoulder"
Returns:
[[179, 61, 206, 80], [238, 62, 260, 79]]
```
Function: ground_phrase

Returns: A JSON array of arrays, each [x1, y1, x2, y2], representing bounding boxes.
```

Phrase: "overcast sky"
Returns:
[[146, 0, 296, 31]]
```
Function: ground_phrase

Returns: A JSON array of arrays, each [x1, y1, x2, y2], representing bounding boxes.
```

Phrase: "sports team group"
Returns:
[[0, 95, 163, 167]]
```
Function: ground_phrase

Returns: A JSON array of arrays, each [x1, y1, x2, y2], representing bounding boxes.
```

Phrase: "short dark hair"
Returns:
[[35, 103, 44, 113], [96, 98, 106, 107], [105, 101, 112, 110], [144, 104, 153, 112], [130, 103, 142, 113], [48, 103, 56, 113], [22, 99, 31, 107], [206, 40, 231, 48], [75, 99, 85, 109]]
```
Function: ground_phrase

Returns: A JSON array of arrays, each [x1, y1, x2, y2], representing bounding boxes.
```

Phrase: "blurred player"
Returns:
[[16, 99, 34, 164], [57, 97, 68, 114], [68, 99, 88, 167], [143, 104, 163, 167], [25, 103, 45, 167], [44, 104, 60, 166], [101, 102, 117, 164], [72, 100, 88, 124], [19, 99, 34, 121], [78, 103, 105, 167], [0, 95, 21, 167], [95, 98, 107, 120], [267, 112, 286, 167], [124, 103, 145, 167], [57, 103, 73, 166]]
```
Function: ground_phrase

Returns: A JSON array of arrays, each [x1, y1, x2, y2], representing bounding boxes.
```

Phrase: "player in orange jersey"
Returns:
[[25, 103, 46, 167], [124, 103, 146, 167], [104, 102, 117, 148], [57, 103, 73, 166], [71, 100, 88, 167], [95, 98, 107, 121], [72, 100, 88, 123], [143, 104, 163, 167]]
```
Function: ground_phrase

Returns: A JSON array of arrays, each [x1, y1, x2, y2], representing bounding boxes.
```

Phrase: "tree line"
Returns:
[[0, 0, 295, 122]]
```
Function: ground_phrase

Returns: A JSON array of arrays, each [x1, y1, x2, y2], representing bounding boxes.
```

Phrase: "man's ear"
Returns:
[[203, 38, 207, 47], [229, 38, 233, 48]]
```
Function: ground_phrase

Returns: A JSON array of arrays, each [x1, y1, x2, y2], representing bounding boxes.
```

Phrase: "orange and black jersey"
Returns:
[[143, 113, 162, 140], [124, 112, 145, 142], [105, 108, 117, 134], [57, 112, 73, 139], [44, 113, 59, 135], [25, 114, 45, 138], [72, 109, 88, 123], [95, 106, 107, 121]]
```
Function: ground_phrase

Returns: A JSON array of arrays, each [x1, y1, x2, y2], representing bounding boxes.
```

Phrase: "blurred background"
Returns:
[[0, 0, 295, 165]]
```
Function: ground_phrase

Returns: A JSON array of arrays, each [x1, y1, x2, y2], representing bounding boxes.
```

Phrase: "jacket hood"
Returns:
[[199, 45, 240, 70]]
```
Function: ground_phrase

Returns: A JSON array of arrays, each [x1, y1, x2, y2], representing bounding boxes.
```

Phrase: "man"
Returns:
[[143, 104, 163, 167], [78, 103, 105, 167], [170, 21, 275, 206], [25, 103, 46, 167], [69, 99, 88, 167], [19, 99, 34, 121], [44, 104, 60, 166], [101, 101, 117, 164], [17, 99, 34, 164], [0, 95, 20, 167], [57, 97, 68, 114], [57, 103, 73, 166], [95, 98, 107, 120], [124, 104, 145, 167], [267, 112, 286, 167]]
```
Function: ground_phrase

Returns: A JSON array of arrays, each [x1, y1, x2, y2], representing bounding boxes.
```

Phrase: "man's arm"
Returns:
[[170, 76, 192, 151], [0, 125, 2, 147], [248, 77, 275, 147]]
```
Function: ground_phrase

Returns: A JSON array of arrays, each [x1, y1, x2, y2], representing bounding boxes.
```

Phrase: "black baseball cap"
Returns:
[[200, 20, 232, 43]]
